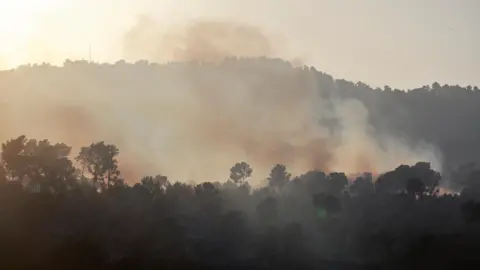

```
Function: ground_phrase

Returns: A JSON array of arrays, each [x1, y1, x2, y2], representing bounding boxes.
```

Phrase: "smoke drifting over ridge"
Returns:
[[0, 18, 442, 184], [123, 16, 288, 63]]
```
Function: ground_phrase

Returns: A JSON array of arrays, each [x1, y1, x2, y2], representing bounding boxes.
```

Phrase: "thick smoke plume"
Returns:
[[123, 16, 277, 63], [0, 18, 441, 184]]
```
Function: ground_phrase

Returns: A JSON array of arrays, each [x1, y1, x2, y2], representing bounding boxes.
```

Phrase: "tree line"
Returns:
[[1, 134, 480, 269]]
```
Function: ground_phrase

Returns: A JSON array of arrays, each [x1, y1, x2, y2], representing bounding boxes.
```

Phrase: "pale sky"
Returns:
[[0, 0, 478, 88]]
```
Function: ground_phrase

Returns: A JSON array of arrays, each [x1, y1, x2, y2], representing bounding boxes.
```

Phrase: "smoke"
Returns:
[[0, 17, 442, 185], [329, 99, 442, 175], [122, 16, 282, 63]]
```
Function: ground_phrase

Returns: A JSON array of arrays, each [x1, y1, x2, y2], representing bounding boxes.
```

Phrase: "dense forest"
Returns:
[[1, 58, 480, 269]]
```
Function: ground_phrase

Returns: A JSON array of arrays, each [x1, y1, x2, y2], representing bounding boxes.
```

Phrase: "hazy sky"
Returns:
[[0, 0, 478, 88]]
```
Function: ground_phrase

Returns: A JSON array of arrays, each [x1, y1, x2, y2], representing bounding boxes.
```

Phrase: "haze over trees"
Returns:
[[1, 58, 480, 269], [1, 57, 477, 183]]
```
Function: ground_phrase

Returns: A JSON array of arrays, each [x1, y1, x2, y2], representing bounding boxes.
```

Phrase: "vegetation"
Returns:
[[0, 133, 479, 269], [1, 58, 480, 269]]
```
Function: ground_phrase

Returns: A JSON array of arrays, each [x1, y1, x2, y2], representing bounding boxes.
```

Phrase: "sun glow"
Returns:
[[0, 0, 63, 68]]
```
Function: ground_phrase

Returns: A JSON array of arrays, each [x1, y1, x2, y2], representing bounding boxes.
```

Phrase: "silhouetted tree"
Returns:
[[297, 170, 328, 194], [1, 135, 76, 192], [141, 174, 169, 194], [406, 177, 425, 198], [1, 135, 29, 182], [229, 162, 252, 184], [267, 164, 291, 190], [195, 182, 222, 215], [327, 172, 349, 196], [376, 162, 440, 195], [350, 173, 374, 196], [76, 141, 120, 190]]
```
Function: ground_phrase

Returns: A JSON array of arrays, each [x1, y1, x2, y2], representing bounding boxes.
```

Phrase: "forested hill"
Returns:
[[0, 57, 479, 186], [2, 58, 480, 269]]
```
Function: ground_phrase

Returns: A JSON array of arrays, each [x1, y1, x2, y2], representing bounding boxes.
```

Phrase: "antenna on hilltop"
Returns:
[[89, 44, 92, 63]]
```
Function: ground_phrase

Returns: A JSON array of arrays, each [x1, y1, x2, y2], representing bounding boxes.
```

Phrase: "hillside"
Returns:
[[2, 58, 480, 269], [0, 58, 478, 187]]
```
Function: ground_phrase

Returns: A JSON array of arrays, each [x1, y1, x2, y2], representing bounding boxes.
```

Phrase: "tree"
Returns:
[[327, 172, 348, 195], [406, 177, 425, 198], [34, 140, 76, 192], [313, 193, 341, 217], [1, 135, 76, 192], [267, 164, 291, 189], [376, 164, 410, 194], [195, 182, 222, 215], [297, 170, 328, 194], [229, 162, 252, 184], [1, 135, 29, 182], [76, 141, 120, 190], [410, 162, 440, 194], [350, 173, 374, 196], [375, 163, 440, 195], [141, 174, 169, 194]]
